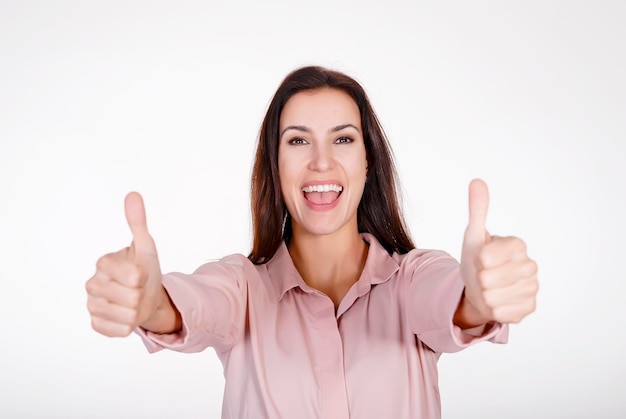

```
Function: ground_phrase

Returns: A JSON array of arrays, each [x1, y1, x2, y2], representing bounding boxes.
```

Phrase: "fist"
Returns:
[[460, 179, 539, 324], [85, 192, 164, 337]]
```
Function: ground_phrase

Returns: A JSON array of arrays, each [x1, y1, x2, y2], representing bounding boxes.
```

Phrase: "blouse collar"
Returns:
[[266, 233, 400, 301]]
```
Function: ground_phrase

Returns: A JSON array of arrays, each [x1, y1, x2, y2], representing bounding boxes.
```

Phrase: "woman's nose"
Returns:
[[308, 143, 334, 172]]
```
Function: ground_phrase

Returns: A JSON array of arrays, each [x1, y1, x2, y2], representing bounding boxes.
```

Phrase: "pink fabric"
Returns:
[[136, 233, 508, 418]]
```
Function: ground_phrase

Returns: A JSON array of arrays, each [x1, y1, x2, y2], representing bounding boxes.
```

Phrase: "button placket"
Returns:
[[307, 292, 350, 419]]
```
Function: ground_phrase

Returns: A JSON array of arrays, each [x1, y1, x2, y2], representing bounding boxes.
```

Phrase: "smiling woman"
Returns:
[[250, 67, 415, 265], [85, 66, 539, 419], [279, 90, 367, 241]]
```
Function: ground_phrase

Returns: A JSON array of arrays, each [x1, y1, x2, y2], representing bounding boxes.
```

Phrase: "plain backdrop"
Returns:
[[1, 1, 625, 418]]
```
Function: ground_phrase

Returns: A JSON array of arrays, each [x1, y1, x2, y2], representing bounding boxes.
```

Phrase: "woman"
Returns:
[[86, 66, 538, 418]]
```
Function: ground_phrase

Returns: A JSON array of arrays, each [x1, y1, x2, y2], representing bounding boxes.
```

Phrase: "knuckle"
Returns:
[[120, 325, 133, 337], [91, 316, 133, 338], [510, 236, 526, 251], [90, 318, 99, 331], [85, 279, 97, 295], [91, 317, 108, 335], [528, 278, 540, 295], [86, 298, 100, 315], [95, 255, 110, 271]]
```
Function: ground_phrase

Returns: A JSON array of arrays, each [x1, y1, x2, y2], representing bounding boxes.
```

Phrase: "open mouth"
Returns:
[[301, 184, 343, 205]]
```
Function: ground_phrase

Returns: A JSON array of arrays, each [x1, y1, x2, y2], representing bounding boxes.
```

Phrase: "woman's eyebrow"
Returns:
[[330, 123, 360, 134], [280, 125, 310, 138], [280, 123, 360, 138]]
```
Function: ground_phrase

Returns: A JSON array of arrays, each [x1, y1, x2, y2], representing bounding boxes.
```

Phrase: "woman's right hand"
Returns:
[[86, 192, 180, 337]]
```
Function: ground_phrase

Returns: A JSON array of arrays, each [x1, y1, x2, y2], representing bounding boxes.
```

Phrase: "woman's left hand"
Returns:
[[457, 179, 539, 326]]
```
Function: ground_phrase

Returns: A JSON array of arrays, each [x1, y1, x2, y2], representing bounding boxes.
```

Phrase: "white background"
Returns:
[[1, 1, 624, 418]]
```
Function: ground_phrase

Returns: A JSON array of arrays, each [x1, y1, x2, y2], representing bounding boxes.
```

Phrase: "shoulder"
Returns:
[[394, 247, 458, 266], [362, 232, 457, 267], [361, 233, 458, 280], [392, 247, 459, 278], [190, 253, 262, 280]]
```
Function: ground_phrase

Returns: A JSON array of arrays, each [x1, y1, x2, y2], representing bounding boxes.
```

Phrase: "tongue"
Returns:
[[304, 191, 340, 204]]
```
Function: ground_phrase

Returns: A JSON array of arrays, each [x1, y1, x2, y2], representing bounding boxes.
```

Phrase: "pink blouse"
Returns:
[[136, 233, 508, 418]]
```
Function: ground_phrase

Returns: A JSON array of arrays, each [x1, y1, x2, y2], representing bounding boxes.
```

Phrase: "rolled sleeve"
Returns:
[[134, 254, 248, 354], [405, 250, 508, 353]]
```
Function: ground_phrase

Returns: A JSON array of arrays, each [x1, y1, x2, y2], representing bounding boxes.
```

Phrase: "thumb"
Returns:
[[465, 178, 490, 245], [124, 192, 153, 252]]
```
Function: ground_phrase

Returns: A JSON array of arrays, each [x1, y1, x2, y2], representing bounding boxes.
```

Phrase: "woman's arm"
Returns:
[[136, 257, 248, 354], [85, 191, 246, 354]]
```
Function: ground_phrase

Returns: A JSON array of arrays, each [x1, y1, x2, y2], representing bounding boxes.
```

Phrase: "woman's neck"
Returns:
[[287, 229, 369, 309]]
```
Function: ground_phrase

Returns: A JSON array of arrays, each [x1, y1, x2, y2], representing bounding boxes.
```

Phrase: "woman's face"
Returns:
[[278, 88, 367, 239]]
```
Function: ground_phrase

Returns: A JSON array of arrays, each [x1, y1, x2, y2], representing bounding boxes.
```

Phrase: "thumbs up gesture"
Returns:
[[457, 179, 539, 327], [86, 192, 176, 337]]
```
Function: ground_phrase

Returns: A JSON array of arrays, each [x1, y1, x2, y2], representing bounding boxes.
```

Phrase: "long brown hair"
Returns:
[[248, 66, 414, 264]]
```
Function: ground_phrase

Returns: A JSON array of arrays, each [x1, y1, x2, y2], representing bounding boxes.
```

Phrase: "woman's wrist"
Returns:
[[140, 287, 183, 334]]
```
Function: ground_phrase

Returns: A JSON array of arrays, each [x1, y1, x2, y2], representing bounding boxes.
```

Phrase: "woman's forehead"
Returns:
[[280, 88, 360, 130]]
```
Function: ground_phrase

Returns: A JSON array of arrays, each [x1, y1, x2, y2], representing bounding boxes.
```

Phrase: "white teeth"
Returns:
[[302, 184, 343, 193]]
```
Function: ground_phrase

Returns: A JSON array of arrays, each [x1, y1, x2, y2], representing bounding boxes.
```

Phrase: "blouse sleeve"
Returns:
[[403, 249, 509, 353], [134, 254, 247, 355]]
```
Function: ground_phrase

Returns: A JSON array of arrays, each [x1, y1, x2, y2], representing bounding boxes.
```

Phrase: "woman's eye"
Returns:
[[288, 137, 307, 145], [335, 136, 353, 144]]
